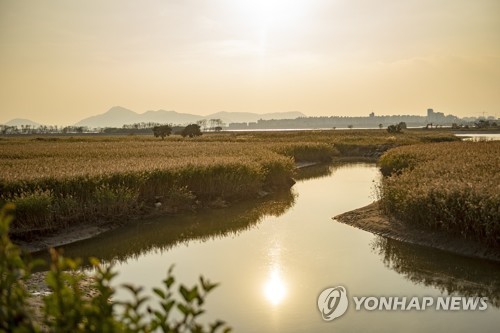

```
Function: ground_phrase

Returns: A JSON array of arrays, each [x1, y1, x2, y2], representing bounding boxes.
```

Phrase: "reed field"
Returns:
[[378, 141, 500, 246], [0, 129, 458, 234]]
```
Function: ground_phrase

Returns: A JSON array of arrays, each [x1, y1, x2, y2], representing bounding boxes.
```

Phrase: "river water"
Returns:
[[455, 133, 500, 141], [45, 163, 500, 332]]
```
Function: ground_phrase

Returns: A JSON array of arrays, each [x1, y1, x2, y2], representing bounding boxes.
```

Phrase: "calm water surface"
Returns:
[[46, 163, 500, 332], [455, 133, 500, 141]]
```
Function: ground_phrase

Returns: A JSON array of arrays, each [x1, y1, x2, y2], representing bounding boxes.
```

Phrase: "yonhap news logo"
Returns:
[[317, 286, 488, 321], [317, 286, 349, 321]]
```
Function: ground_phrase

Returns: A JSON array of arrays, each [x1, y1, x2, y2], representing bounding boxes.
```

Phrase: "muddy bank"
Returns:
[[24, 271, 99, 329], [334, 202, 500, 262], [16, 163, 313, 254], [15, 223, 116, 254]]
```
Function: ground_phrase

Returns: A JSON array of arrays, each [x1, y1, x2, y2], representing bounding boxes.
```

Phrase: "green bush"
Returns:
[[0, 205, 231, 332]]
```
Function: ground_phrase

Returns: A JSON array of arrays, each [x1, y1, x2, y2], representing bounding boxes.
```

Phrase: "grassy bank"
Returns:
[[378, 141, 500, 247], [0, 140, 296, 235], [0, 130, 458, 235]]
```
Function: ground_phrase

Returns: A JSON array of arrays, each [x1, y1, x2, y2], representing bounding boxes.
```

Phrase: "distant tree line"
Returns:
[[387, 122, 407, 133], [2, 115, 498, 136], [227, 114, 465, 130], [0, 125, 91, 135], [153, 124, 202, 139]]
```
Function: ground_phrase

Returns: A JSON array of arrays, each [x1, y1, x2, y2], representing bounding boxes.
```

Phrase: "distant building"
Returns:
[[427, 108, 445, 123]]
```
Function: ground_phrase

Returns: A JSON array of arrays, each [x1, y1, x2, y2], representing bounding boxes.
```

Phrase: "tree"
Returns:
[[387, 124, 403, 133], [209, 119, 223, 131], [153, 125, 172, 140], [378, 124, 383, 130], [181, 124, 202, 138], [347, 125, 354, 129], [398, 122, 407, 129], [196, 119, 207, 131]]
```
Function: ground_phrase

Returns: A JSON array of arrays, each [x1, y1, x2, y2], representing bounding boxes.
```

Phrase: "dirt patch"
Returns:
[[24, 271, 99, 329], [334, 201, 500, 262], [15, 223, 117, 254]]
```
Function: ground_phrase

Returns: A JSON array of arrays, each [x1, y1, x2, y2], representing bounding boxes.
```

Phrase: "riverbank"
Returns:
[[335, 202, 500, 262], [15, 223, 114, 253], [18, 163, 310, 254], [378, 141, 499, 247], [2, 130, 458, 252]]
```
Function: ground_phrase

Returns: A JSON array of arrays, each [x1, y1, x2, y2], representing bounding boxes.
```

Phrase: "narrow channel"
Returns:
[[38, 162, 500, 332]]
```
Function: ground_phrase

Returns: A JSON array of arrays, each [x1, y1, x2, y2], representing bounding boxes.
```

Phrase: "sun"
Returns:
[[232, 0, 311, 56]]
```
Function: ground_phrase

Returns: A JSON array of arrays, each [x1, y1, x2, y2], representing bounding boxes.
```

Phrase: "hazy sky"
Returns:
[[1, 0, 499, 124]]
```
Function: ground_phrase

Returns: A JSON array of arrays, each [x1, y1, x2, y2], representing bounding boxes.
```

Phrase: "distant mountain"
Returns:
[[140, 110, 202, 124], [74, 106, 307, 128], [3, 118, 42, 127], [74, 106, 139, 128]]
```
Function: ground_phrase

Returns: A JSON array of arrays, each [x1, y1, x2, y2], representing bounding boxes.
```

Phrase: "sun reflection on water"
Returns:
[[264, 266, 287, 306]]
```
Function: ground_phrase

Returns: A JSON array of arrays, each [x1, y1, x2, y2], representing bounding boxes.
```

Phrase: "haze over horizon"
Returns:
[[1, 0, 499, 125]]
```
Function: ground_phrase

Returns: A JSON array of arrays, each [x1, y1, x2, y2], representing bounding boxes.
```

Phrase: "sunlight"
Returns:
[[263, 266, 287, 306], [233, 0, 310, 56]]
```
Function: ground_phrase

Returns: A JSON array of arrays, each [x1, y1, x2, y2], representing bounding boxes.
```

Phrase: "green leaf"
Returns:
[[193, 309, 205, 317], [210, 320, 225, 333], [177, 303, 190, 316], [161, 299, 175, 314], [121, 283, 142, 296], [164, 276, 175, 289], [188, 286, 199, 302], [153, 287, 166, 299], [179, 285, 190, 302]]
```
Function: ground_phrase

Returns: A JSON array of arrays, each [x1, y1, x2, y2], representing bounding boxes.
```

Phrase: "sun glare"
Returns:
[[233, 0, 310, 56], [263, 266, 287, 306]]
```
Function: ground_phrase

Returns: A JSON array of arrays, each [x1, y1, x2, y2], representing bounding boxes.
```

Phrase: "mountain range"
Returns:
[[4, 118, 42, 127], [74, 107, 306, 128], [2, 107, 306, 128]]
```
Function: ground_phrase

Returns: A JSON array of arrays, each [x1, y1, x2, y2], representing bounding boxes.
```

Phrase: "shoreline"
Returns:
[[334, 202, 500, 262], [18, 162, 323, 254], [15, 223, 116, 254]]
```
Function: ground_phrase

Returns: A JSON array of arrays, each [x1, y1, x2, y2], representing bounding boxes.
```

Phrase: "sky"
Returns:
[[0, 0, 499, 125]]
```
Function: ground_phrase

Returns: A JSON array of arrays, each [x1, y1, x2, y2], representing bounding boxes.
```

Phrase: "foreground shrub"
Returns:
[[0, 205, 231, 332], [378, 141, 500, 246]]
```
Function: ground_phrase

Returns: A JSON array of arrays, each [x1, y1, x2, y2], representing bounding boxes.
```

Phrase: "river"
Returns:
[[455, 133, 500, 141], [40, 162, 500, 332]]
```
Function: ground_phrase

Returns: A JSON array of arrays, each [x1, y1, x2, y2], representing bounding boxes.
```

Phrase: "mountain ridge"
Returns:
[[3, 118, 42, 127], [73, 107, 306, 128]]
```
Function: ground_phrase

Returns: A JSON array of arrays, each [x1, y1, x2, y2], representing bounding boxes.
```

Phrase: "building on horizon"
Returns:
[[427, 108, 445, 123]]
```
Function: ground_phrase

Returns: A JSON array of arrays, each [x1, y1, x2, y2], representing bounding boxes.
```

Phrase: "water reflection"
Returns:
[[263, 238, 287, 306], [34, 190, 297, 267], [294, 163, 334, 181], [34, 163, 339, 267], [263, 265, 287, 306], [371, 236, 500, 307], [455, 133, 500, 141]]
